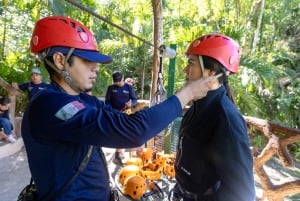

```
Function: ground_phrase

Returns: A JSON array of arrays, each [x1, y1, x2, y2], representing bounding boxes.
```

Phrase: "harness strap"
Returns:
[[44, 145, 93, 201], [59, 145, 93, 191]]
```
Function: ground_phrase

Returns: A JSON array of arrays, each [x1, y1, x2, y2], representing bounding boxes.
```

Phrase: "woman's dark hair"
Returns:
[[202, 56, 235, 103]]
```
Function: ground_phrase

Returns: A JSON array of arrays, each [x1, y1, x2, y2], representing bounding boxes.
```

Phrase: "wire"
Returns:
[[64, 0, 154, 47]]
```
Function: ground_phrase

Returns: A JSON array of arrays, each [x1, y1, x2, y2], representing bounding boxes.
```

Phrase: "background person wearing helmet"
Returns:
[[172, 34, 255, 201], [22, 16, 217, 201], [12, 67, 49, 100], [105, 71, 138, 165]]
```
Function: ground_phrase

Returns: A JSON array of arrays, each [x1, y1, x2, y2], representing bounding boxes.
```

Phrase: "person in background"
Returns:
[[22, 16, 217, 201], [105, 71, 138, 165], [0, 97, 16, 143], [12, 67, 48, 100], [105, 72, 137, 112], [172, 34, 255, 201]]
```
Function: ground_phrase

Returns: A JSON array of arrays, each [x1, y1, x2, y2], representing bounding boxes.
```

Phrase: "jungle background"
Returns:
[[0, 0, 299, 152], [0, 0, 300, 200]]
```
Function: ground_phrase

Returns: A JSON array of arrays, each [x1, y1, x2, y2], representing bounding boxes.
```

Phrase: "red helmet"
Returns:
[[30, 16, 99, 54], [186, 34, 240, 74]]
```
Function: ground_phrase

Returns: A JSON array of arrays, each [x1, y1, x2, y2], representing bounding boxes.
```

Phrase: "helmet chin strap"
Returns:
[[44, 48, 82, 93], [199, 55, 230, 78], [198, 55, 205, 76]]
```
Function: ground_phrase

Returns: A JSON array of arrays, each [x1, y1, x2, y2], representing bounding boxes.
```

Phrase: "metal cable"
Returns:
[[64, 0, 154, 47]]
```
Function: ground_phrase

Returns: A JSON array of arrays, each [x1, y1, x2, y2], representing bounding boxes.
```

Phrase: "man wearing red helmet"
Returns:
[[21, 16, 217, 201], [172, 34, 255, 201]]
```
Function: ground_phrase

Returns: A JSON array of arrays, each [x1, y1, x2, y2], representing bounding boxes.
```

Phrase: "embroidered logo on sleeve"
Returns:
[[55, 101, 85, 121]]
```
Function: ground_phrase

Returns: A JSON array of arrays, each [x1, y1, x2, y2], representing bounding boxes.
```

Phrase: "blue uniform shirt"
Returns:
[[22, 83, 182, 201], [18, 81, 49, 99], [105, 83, 137, 111]]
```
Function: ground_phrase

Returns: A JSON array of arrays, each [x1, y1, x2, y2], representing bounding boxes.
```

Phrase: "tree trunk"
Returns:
[[251, 0, 265, 54], [150, 0, 163, 100]]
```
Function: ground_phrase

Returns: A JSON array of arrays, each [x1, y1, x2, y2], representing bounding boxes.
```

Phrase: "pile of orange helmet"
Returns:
[[118, 147, 176, 200]]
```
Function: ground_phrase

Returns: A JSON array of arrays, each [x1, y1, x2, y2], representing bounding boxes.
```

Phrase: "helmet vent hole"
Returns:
[[77, 26, 85, 33], [70, 21, 76, 28], [59, 19, 68, 25]]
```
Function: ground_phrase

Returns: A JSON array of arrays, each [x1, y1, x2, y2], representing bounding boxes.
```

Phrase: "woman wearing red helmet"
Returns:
[[21, 16, 218, 201], [172, 34, 255, 201]]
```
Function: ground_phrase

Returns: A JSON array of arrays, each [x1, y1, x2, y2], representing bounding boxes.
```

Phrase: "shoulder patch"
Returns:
[[55, 101, 85, 121]]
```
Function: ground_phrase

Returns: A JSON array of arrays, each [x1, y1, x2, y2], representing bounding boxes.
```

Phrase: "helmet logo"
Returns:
[[192, 39, 201, 47], [229, 55, 237, 65], [32, 35, 39, 46], [79, 32, 88, 42]]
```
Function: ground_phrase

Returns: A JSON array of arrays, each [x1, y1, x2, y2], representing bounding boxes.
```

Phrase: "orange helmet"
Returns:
[[118, 165, 142, 185], [141, 169, 162, 181], [140, 148, 153, 164], [30, 16, 112, 63], [163, 161, 175, 178], [186, 34, 240, 74], [125, 157, 143, 168], [122, 175, 147, 200]]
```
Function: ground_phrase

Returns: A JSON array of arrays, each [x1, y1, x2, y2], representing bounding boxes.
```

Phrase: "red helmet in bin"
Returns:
[[30, 16, 112, 63], [186, 34, 240, 74]]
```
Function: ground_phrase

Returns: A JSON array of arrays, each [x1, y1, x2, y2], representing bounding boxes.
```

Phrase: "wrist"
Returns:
[[175, 85, 193, 108]]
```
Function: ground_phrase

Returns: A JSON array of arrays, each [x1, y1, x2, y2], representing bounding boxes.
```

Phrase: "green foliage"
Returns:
[[0, 0, 299, 131], [251, 135, 267, 150]]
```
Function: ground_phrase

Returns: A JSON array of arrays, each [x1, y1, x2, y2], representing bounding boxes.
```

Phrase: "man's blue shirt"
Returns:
[[105, 83, 137, 111], [18, 81, 49, 99], [22, 84, 181, 201]]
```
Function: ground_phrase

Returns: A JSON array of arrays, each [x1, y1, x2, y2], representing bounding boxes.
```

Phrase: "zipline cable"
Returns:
[[64, 0, 154, 47]]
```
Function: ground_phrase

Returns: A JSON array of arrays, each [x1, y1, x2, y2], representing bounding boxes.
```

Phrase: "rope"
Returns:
[[64, 0, 154, 47]]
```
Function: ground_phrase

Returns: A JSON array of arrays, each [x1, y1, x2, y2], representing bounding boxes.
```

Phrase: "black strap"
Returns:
[[55, 145, 93, 198], [29, 177, 34, 186], [29, 145, 93, 200]]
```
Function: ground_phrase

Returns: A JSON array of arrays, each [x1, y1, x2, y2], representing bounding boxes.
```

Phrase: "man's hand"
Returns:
[[175, 75, 218, 108]]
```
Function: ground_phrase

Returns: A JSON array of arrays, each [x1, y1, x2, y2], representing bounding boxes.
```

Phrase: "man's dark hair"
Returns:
[[112, 71, 123, 82], [0, 97, 10, 105]]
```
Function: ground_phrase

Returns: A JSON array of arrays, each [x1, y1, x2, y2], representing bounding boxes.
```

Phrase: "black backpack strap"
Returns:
[[55, 145, 93, 197], [29, 145, 94, 201]]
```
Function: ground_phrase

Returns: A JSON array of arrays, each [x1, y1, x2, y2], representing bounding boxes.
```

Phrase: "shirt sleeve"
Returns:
[[18, 82, 29, 92], [28, 91, 182, 148], [128, 85, 138, 106], [104, 85, 112, 105], [2, 110, 10, 119]]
